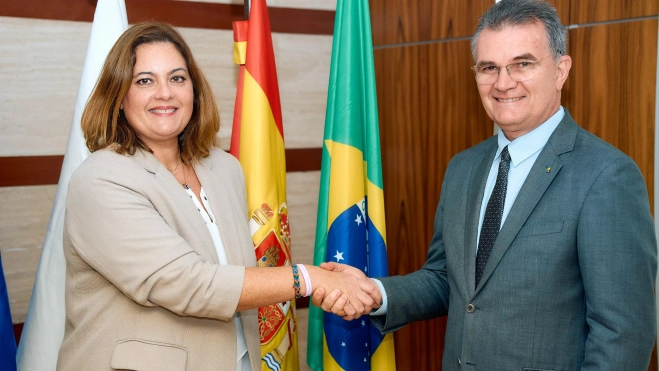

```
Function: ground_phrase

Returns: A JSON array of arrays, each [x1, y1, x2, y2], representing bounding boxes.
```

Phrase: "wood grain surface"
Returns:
[[563, 18, 658, 212], [373, 2, 658, 369], [569, 0, 658, 24], [1, 0, 335, 35], [374, 38, 492, 369], [369, 0, 493, 46], [369, 0, 571, 47]]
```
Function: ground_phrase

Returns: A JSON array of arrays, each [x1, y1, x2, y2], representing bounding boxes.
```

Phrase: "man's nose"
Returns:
[[493, 67, 517, 91]]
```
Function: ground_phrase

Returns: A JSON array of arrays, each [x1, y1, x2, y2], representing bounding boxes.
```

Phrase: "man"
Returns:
[[313, 0, 658, 369]]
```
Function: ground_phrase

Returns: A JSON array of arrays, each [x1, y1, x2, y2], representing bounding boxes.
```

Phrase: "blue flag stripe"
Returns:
[[324, 198, 386, 370], [0, 252, 17, 371]]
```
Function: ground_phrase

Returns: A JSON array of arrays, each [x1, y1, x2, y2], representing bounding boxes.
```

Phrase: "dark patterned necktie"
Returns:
[[475, 146, 511, 287]]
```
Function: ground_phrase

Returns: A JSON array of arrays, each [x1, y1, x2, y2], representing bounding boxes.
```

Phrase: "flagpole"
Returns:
[[244, 0, 250, 19]]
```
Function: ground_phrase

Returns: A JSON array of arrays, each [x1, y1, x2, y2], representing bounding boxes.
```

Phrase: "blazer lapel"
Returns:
[[474, 112, 578, 294], [195, 157, 244, 266], [132, 150, 219, 264], [464, 138, 499, 297]]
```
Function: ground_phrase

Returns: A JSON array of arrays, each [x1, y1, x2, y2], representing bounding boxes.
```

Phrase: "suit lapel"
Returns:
[[132, 150, 219, 264], [195, 156, 244, 266], [474, 112, 578, 294], [464, 138, 499, 297]]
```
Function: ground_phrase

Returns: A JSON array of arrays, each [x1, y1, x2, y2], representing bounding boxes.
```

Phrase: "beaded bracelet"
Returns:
[[292, 264, 302, 299]]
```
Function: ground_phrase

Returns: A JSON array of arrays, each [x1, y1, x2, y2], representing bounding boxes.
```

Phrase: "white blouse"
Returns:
[[184, 186, 250, 371]]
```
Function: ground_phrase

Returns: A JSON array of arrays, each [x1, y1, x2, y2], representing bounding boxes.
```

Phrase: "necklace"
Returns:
[[167, 157, 182, 175], [181, 162, 190, 190]]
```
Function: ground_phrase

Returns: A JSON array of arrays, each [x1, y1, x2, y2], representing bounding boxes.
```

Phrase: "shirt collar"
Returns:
[[495, 106, 564, 167]]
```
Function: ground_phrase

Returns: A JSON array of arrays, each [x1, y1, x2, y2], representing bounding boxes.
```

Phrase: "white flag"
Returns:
[[16, 1, 127, 369]]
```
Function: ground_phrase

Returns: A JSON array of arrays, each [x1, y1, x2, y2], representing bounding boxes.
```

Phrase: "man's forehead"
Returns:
[[475, 22, 549, 62]]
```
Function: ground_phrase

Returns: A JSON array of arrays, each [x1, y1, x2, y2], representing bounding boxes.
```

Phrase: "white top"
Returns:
[[184, 186, 250, 371]]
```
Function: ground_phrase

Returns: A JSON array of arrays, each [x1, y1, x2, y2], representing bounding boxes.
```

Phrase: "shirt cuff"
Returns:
[[369, 278, 388, 316]]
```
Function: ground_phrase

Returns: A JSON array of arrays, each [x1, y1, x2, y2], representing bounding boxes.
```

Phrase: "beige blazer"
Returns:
[[57, 148, 260, 371]]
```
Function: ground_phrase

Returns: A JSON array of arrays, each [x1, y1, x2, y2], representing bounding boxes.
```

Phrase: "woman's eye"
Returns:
[[136, 78, 151, 85], [172, 76, 187, 83]]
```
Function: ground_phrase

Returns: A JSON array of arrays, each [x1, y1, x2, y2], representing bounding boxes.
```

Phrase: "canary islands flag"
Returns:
[[307, 0, 396, 369], [17, 2, 127, 370], [231, 0, 299, 370]]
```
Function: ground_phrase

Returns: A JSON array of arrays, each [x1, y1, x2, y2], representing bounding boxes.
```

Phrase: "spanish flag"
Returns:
[[307, 0, 396, 369], [231, 1, 299, 370]]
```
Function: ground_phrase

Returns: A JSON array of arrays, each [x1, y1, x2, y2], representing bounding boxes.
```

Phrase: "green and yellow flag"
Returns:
[[307, 0, 396, 369], [231, 1, 299, 370]]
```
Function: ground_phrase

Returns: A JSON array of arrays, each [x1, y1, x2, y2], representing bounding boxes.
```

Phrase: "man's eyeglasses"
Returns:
[[471, 55, 552, 85]]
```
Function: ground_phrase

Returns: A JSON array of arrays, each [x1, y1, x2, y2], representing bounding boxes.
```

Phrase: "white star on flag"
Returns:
[[361, 320, 366, 326], [341, 342, 346, 347], [334, 251, 344, 262], [355, 214, 362, 225]]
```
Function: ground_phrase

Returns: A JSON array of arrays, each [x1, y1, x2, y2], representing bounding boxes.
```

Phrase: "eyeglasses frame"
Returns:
[[471, 55, 554, 85]]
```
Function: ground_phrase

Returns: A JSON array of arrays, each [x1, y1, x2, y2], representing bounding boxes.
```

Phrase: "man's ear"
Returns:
[[556, 55, 572, 90]]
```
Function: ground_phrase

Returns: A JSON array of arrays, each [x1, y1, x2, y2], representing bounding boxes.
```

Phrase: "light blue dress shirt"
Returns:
[[372, 107, 565, 316]]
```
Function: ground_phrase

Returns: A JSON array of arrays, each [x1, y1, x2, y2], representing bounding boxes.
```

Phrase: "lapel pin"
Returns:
[[546, 167, 551, 173]]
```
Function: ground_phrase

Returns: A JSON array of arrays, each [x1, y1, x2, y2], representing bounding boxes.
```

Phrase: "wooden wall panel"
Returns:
[[368, 0, 570, 48], [178, 0, 336, 11], [570, 0, 658, 24], [374, 39, 491, 369], [2, 0, 335, 35], [563, 19, 658, 211], [369, 0, 493, 46], [0, 18, 331, 156], [552, 0, 572, 25], [0, 185, 56, 323], [373, 1, 657, 370]]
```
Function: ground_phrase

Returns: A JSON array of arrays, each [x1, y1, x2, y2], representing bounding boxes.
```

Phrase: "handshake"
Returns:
[[307, 262, 383, 320]]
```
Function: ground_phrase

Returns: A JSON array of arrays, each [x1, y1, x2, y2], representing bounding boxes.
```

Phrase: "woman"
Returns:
[[57, 22, 378, 371]]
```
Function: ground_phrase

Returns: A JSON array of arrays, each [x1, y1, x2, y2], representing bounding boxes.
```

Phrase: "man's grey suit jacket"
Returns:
[[373, 112, 657, 371]]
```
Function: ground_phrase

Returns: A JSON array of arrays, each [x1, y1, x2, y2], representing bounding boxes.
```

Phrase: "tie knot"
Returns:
[[500, 146, 511, 163]]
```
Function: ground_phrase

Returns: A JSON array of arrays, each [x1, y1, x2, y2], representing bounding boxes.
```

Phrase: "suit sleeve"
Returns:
[[578, 157, 657, 370], [371, 169, 451, 333], [64, 158, 245, 322]]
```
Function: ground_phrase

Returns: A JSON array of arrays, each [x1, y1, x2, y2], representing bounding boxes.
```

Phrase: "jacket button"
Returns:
[[466, 303, 475, 313]]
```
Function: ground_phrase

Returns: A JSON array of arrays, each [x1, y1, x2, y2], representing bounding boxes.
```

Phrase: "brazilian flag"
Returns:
[[306, 0, 396, 369]]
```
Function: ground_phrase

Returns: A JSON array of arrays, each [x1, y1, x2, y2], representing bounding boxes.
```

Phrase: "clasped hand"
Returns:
[[309, 262, 382, 320]]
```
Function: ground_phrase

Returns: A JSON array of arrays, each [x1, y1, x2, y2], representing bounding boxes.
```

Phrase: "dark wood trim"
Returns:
[[0, 156, 64, 187], [296, 296, 309, 309], [13, 322, 23, 346], [0, 148, 321, 187], [285, 148, 322, 173], [2, 0, 334, 35]]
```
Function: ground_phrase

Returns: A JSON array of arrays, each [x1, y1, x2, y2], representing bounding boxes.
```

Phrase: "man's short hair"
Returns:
[[471, 0, 567, 62]]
